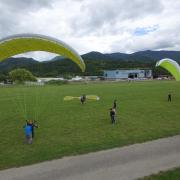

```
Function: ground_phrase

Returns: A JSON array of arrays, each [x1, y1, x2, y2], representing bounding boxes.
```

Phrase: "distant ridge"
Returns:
[[132, 50, 180, 61], [0, 57, 38, 72], [0, 50, 180, 76]]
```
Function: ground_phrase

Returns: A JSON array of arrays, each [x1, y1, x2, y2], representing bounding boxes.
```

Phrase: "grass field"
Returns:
[[0, 81, 180, 169], [141, 167, 180, 179]]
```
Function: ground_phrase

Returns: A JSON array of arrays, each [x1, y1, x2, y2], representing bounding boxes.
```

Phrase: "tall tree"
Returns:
[[9, 68, 37, 83]]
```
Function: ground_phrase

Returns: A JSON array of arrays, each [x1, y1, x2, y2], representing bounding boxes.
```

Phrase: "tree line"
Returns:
[[27, 59, 171, 77], [0, 58, 170, 81]]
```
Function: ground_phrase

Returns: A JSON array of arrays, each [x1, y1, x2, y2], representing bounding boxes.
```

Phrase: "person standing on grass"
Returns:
[[80, 94, 86, 104], [26, 120, 38, 138], [110, 108, 116, 124], [168, 92, 172, 102], [113, 99, 117, 109], [23, 124, 32, 144]]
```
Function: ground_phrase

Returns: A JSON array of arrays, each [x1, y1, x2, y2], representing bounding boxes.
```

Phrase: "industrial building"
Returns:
[[104, 69, 152, 79]]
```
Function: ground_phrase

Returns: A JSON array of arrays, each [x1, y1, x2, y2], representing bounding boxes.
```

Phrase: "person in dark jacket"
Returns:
[[110, 108, 116, 124], [80, 94, 86, 104], [168, 92, 172, 102], [113, 99, 117, 109]]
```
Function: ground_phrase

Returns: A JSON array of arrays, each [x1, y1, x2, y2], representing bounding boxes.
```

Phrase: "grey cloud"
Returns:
[[0, 0, 51, 11], [86, 1, 161, 26], [70, 0, 163, 36], [110, 30, 179, 53], [0, 10, 19, 37], [0, 0, 179, 58], [0, 0, 53, 38]]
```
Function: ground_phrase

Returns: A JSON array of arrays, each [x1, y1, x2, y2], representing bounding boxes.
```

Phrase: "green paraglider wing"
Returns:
[[156, 58, 180, 81], [0, 34, 85, 72], [63, 95, 100, 101], [86, 95, 100, 100]]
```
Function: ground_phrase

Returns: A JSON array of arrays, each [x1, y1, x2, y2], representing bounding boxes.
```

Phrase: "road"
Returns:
[[0, 135, 180, 180]]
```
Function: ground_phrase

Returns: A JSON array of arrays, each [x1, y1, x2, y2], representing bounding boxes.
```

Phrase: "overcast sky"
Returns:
[[0, 0, 179, 61]]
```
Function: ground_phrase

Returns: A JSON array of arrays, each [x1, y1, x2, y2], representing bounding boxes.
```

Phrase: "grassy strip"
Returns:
[[140, 167, 180, 180], [0, 81, 180, 169]]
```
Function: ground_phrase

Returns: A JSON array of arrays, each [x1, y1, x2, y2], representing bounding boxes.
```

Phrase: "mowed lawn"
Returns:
[[0, 81, 180, 169], [141, 167, 180, 180]]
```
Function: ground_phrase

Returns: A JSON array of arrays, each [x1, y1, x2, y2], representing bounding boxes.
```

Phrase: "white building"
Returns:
[[37, 77, 64, 82], [104, 69, 152, 79], [71, 76, 82, 81]]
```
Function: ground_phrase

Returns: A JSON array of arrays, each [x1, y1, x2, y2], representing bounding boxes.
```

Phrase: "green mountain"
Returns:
[[0, 50, 179, 77]]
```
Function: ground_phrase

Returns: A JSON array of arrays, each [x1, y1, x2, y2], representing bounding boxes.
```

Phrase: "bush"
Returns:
[[45, 80, 68, 85], [0, 74, 7, 82], [9, 68, 37, 84]]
